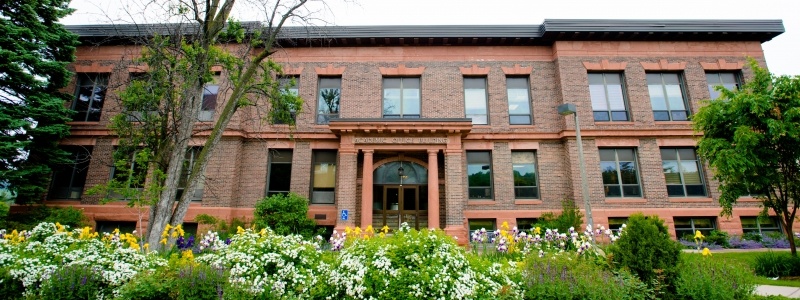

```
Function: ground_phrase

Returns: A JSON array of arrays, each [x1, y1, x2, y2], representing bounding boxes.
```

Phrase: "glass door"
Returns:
[[372, 185, 427, 230]]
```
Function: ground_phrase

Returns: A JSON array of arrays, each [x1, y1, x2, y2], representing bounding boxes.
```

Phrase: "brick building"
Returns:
[[50, 19, 788, 241]]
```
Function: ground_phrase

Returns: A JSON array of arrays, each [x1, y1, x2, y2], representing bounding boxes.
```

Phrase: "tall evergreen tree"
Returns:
[[0, 0, 77, 203]]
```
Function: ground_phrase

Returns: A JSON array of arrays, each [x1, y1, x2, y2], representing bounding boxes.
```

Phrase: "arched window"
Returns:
[[373, 161, 427, 185]]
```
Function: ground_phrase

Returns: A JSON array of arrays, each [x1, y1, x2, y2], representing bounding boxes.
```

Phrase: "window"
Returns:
[[317, 78, 341, 124], [95, 221, 137, 234], [311, 150, 336, 204], [182, 222, 198, 238], [741, 216, 782, 234], [274, 76, 299, 124], [599, 148, 642, 197], [661, 148, 706, 197], [49, 146, 92, 199], [516, 218, 538, 232], [588, 73, 629, 121], [512, 151, 538, 199], [507, 77, 532, 125], [198, 73, 221, 122], [464, 77, 488, 124], [466, 151, 492, 199], [383, 77, 420, 118], [608, 217, 628, 233], [177, 147, 204, 201], [72, 73, 109, 122], [267, 149, 293, 196], [706, 72, 741, 100], [674, 217, 716, 239], [647, 73, 689, 121], [125, 73, 158, 122], [469, 219, 496, 240], [108, 149, 148, 200]]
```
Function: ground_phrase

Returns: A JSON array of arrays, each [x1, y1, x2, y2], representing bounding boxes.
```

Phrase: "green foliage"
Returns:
[[693, 58, 800, 254], [707, 229, 731, 248], [753, 251, 800, 277], [38, 264, 109, 300], [195, 213, 247, 239], [608, 213, 683, 297], [534, 199, 584, 233], [676, 254, 756, 300], [5, 205, 86, 230], [253, 193, 316, 238], [0, 268, 24, 300], [172, 264, 228, 300], [743, 231, 764, 242], [115, 269, 174, 300], [523, 255, 652, 300], [0, 0, 78, 204]]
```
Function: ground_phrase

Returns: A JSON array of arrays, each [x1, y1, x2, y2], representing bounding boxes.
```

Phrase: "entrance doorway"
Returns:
[[373, 185, 428, 230]]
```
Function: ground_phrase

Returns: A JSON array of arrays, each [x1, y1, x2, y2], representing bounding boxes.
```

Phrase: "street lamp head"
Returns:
[[557, 103, 577, 116]]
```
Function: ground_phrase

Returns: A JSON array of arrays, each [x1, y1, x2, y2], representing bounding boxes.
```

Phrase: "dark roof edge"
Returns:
[[64, 19, 785, 44]]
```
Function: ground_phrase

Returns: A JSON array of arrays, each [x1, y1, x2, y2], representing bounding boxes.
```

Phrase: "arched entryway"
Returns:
[[372, 160, 428, 230]]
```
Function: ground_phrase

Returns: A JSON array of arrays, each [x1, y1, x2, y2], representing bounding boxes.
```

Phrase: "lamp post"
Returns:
[[557, 103, 594, 244]]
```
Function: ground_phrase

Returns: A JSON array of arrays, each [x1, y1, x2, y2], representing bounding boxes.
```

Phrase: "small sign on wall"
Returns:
[[340, 209, 349, 221]]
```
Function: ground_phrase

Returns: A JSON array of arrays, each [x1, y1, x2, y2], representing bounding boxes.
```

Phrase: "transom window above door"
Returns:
[[383, 78, 420, 118]]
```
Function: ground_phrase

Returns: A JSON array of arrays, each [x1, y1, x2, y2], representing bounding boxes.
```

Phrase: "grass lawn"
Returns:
[[690, 250, 800, 288]]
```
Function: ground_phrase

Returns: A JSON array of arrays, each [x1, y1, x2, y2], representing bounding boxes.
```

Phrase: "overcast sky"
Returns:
[[62, 0, 799, 76]]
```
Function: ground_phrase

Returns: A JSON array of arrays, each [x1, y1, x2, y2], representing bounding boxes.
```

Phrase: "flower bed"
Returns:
[[0, 222, 757, 299]]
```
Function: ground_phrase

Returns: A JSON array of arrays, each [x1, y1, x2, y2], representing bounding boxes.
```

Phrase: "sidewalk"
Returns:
[[756, 285, 800, 298]]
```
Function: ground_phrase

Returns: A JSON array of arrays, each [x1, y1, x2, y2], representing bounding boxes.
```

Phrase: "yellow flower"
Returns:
[[381, 225, 390, 234], [694, 230, 705, 241], [366, 225, 374, 234], [260, 228, 267, 236], [171, 231, 178, 239], [237, 226, 245, 234], [363, 234, 370, 240], [160, 238, 167, 245], [345, 226, 352, 235], [379, 232, 386, 238], [702, 247, 712, 257], [182, 250, 194, 260], [175, 224, 185, 237], [143, 243, 150, 251], [501, 221, 510, 231], [113, 228, 120, 235], [534, 227, 541, 235], [55, 222, 65, 232], [354, 227, 362, 236], [129, 241, 140, 250]]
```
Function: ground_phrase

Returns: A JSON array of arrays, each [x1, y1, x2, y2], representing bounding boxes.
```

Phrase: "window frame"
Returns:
[[72, 73, 109, 122], [49, 146, 93, 199], [506, 77, 533, 125], [647, 73, 690, 121], [588, 73, 630, 122], [108, 148, 148, 200], [660, 148, 707, 197], [177, 147, 204, 201], [382, 77, 421, 119], [463, 77, 489, 125], [468, 218, 497, 240], [266, 149, 293, 197], [608, 217, 629, 233], [740, 216, 782, 235], [466, 151, 493, 200], [705, 71, 743, 100], [310, 150, 337, 204], [599, 148, 643, 198], [516, 218, 538, 232], [674, 217, 717, 239], [511, 151, 539, 199], [274, 76, 299, 124], [317, 77, 341, 124]]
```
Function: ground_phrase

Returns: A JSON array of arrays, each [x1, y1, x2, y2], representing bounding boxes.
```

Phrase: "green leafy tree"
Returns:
[[693, 59, 800, 256], [253, 193, 316, 238], [0, 0, 77, 203], [91, 0, 316, 249]]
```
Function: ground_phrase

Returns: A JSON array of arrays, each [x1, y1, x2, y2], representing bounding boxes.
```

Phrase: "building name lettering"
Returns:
[[354, 137, 448, 144]]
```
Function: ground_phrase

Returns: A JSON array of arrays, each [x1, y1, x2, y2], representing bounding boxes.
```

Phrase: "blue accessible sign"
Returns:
[[340, 209, 349, 221]]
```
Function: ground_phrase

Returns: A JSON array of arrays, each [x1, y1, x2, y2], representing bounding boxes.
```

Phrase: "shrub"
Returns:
[[115, 269, 174, 300], [523, 255, 651, 300], [753, 251, 800, 277], [172, 264, 228, 300], [608, 213, 682, 298], [253, 193, 316, 238], [5, 205, 86, 230], [676, 254, 756, 300], [0, 268, 23, 300], [534, 199, 583, 233], [706, 230, 731, 248], [728, 235, 764, 249], [743, 232, 764, 243], [762, 232, 792, 249], [195, 213, 248, 240], [38, 264, 109, 300]]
